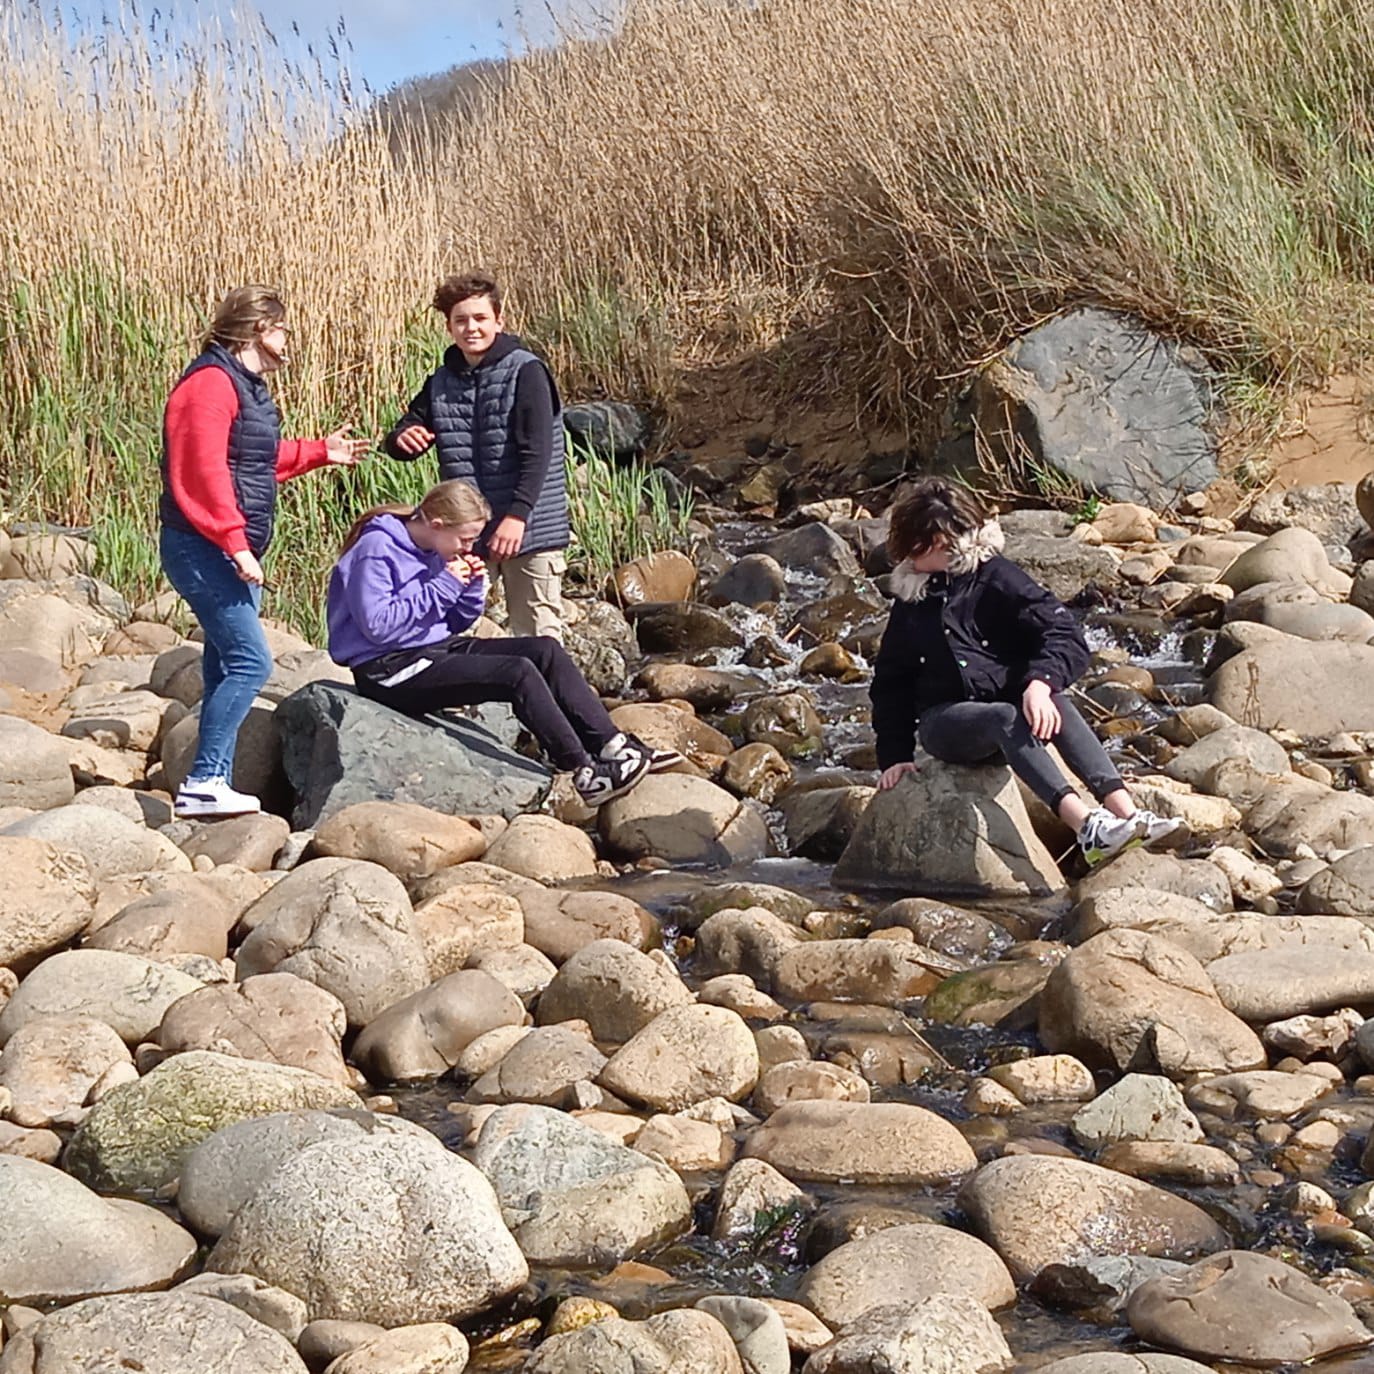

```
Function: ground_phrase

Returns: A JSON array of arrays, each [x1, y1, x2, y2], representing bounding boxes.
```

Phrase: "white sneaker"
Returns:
[[1077, 808, 1142, 866], [174, 776, 262, 819], [1134, 808, 1189, 849], [600, 730, 684, 773]]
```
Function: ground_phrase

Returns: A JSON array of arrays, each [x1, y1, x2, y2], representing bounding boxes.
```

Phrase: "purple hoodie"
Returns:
[[327, 513, 488, 666]]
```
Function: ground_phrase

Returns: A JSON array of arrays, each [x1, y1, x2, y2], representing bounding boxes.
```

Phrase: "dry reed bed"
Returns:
[[0, 0, 1371, 630]]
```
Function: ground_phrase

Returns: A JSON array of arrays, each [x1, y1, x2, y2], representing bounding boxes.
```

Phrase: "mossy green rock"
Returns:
[[64, 1051, 358, 1194], [923, 960, 1053, 1029]]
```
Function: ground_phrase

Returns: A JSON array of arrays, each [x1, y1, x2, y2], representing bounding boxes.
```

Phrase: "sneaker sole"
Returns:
[[1082, 835, 1143, 868], [174, 800, 262, 819], [647, 751, 685, 773]]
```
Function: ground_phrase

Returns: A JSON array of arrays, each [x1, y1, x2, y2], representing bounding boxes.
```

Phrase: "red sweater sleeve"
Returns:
[[163, 368, 249, 555], [276, 438, 329, 482]]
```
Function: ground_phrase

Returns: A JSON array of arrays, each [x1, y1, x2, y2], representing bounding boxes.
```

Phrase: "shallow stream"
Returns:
[[397, 518, 1374, 1371]]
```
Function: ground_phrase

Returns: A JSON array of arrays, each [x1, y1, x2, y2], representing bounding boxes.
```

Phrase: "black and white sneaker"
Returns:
[[601, 730, 684, 774], [574, 749, 652, 807], [174, 776, 262, 820]]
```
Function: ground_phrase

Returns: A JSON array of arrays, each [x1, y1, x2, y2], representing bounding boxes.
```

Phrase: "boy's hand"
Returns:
[[878, 761, 919, 791], [1022, 680, 1061, 740], [487, 515, 526, 561], [325, 428, 370, 466], [394, 424, 435, 455]]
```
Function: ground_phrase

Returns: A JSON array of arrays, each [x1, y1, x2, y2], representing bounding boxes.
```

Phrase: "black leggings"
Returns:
[[353, 635, 616, 771], [918, 694, 1124, 813]]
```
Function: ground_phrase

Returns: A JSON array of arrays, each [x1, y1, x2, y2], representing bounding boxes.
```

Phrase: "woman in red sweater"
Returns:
[[159, 285, 366, 819]]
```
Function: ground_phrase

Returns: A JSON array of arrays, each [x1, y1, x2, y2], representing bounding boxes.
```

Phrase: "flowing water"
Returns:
[[396, 517, 1374, 1370]]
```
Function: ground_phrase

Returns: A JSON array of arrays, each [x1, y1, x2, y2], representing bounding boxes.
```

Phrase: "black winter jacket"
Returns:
[[869, 555, 1091, 769]]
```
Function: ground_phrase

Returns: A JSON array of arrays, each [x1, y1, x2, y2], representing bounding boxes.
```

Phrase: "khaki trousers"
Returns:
[[498, 548, 567, 641]]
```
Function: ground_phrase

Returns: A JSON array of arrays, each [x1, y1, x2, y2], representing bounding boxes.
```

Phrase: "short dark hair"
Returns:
[[886, 477, 989, 563], [433, 272, 502, 318]]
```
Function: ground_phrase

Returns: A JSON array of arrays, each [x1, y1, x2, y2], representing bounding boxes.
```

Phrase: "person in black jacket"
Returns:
[[869, 477, 1184, 865]]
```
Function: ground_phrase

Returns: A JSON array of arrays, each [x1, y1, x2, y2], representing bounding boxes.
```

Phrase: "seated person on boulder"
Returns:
[[870, 476, 1184, 865], [327, 479, 679, 808]]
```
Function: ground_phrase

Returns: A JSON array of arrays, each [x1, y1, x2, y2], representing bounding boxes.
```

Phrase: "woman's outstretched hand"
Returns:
[[878, 761, 919, 791], [1022, 679, 1061, 740], [325, 429, 371, 466]]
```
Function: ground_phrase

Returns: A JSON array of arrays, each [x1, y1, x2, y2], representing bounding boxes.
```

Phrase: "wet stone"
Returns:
[[1126, 1250, 1374, 1365]]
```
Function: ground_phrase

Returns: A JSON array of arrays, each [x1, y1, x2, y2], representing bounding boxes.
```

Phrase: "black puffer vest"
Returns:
[[429, 337, 569, 556], [160, 343, 282, 556]]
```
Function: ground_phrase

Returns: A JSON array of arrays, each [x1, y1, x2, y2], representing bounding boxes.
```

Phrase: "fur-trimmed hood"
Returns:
[[889, 519, 1005, 602]]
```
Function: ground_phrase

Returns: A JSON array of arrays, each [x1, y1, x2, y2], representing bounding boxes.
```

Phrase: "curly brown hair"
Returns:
[[432, 271, 502, 318], [885, 477, 990, 563]]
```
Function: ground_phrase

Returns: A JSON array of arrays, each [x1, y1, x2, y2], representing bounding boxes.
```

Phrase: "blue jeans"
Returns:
[[159, 526, 273, 784]]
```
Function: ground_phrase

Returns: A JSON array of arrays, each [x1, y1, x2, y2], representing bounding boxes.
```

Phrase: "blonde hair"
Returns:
[[340, 479, 491, 553], [204, 285, 286, 351]]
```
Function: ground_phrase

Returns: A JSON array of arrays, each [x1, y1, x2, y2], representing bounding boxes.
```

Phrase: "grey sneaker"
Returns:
[[1077, 808, 1142, 866]]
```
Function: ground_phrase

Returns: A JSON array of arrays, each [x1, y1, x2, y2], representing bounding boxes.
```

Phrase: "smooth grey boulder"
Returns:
[[1035, 1357, 1216, 1374], [537, 938, 694, 1042], [0, 1155, 196, 1305], [2, 804, 189, 881], [172, 1272, 309, 1343], [0, 714, 76, 810], [599, 774, 770, 866], [1070, 1075, 1203, 1150], [695, 1296, 790, 1374], [275, 681, 551, 828], [959, 308, 1217, 506], [0, 1292, 308, 1373], [799, 1223, 1015, 1327], [178, 1108, 436, 1237], [1126, 1250, 1373, 1365], [564, 400, 651, 459], [1208, 640, 1374, 734], [834, 763, 1063, 898], [474, 1104, 692, 1266], [0, 1014, 132, 1127], [750, 523, 862, 579], [0, 949, 202, 1047], [234, 859, 429, 1028], [959, 1155, 1227, 1283], [526, 1310, 744, 1374], [801, 1294, 1013, 1374], [64, 1050, 359, 1194], [351, 969, 526, 1083], [208, 1133, 528, 1325], [1038, 929, 1265, 1078], [0, 836, 96, 972]]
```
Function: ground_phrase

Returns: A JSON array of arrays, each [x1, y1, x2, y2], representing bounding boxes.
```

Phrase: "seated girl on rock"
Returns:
[[327, 479, 679, 807], [870, 476, 1185, 865]]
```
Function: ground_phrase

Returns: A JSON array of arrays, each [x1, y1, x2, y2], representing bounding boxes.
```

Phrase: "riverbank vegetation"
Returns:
[[1, 0, 1371, 631]]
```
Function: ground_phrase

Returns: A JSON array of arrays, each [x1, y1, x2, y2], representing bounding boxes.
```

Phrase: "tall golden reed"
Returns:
[[0, 0, 1371, 630]]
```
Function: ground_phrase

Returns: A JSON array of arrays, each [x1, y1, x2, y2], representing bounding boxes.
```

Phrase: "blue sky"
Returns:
[[63, 1, 548, 94], [259, 0, 526, 92]]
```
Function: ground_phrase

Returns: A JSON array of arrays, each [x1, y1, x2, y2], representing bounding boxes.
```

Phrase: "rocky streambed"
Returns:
[[5, 488, 1374, 1371]]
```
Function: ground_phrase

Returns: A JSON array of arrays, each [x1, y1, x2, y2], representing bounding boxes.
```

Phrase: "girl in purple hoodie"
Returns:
[[327, 480, 677, 807]]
